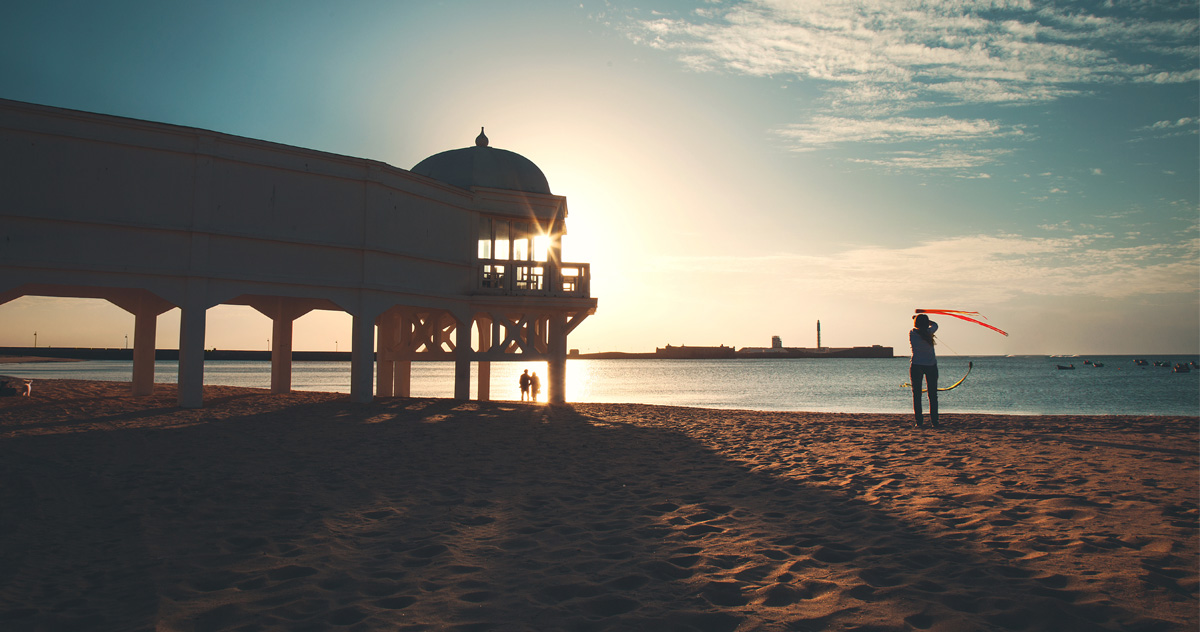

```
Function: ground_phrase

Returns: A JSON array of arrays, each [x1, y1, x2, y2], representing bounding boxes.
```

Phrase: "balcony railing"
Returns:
[[476, 259, 590, 298]]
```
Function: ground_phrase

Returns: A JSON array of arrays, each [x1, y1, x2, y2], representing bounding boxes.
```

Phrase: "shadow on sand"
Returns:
[[0, 391, 1187, 631]]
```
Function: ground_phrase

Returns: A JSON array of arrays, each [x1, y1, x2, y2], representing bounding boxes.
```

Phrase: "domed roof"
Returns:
[[411, 128, 551, 195]]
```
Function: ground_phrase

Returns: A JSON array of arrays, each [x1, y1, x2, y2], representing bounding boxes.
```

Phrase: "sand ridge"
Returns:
[[0, 380, 1195, 631]]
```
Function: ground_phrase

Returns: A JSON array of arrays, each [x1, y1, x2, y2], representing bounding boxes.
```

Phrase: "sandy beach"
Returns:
[[0, 380, 1195, 631]]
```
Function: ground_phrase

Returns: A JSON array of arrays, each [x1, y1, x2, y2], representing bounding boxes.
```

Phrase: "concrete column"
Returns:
[[178, 301, 207, 409], [476, 317, 491, 401], [376, 313, 395, 397], [131, 308, 158, 396], [548, 311, 567, 405], [105, 290, 174, 397], [453, 317, 472, 400], [349, 312, 375, 404], [396, 359, 412, 398], [270, 316, 293, 394], [395, 312, 411, 398], [246, 297, 316, 396]]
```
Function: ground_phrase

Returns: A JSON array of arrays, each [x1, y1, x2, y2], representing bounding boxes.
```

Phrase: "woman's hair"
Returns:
[[913, 314, 935, 346]]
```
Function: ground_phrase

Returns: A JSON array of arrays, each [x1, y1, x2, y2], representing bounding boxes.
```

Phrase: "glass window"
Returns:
[[513, 238, 529, 261], [495, 221, 510, 260], [477, 217, 492, 259]]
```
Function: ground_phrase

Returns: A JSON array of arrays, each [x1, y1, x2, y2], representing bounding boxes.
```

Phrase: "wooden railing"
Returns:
[[477, 260, 590, 298]]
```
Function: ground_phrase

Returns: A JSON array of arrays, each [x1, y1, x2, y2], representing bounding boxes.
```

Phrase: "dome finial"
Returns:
[[476, 127, 488, 147]]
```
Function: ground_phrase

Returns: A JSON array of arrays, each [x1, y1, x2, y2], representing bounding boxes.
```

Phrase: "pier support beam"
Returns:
[[548, 312, 567, 405], [270, 317, 294, 394], [243, 297, 319, 395], [105, 289, 174, 396], [178, 295, 207, 409], [453, 315, 471, 400], [396, 358, 412, 398], [394, 310, 413, 398], [376, 308, 414, 398], [376, 311, 396, 397], [131, 310, 158, 395], [476, 316, 491, 402], [350, 311, 376, 404]]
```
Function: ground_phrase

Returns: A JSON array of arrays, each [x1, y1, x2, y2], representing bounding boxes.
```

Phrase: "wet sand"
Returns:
[[0, 380, 1196, 631], [0, 356, 82, 363]]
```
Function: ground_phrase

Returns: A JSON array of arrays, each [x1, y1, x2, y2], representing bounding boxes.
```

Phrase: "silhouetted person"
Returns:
[[530, 372, 541, 403], [910, 314, 939, 428], [519, 369, 531, 401]]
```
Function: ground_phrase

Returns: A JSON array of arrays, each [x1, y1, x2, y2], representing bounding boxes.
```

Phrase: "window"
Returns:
[[477, 217, 492, 259], [494, 221, 509, 260]]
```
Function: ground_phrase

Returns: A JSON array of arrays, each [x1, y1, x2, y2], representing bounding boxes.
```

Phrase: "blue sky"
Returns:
[[1, 0, 1196, 355]]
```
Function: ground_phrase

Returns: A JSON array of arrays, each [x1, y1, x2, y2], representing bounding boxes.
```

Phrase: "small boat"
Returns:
[[1092, 362, 1104, 368], [1154, 361, 1170, 367], [1134, 359, 1148, 366], [1173, 363, 1191, 373], [1083, 359, 1092, 365], [1057, 364, 1075, 370]]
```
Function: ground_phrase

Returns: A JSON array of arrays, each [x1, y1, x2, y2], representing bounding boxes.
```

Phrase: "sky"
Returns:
[[0, 0, 1197, 356]]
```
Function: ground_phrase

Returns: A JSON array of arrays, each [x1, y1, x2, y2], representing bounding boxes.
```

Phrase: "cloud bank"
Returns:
[[658, 232, 1200, 305], [626, 0, 1198, 169]]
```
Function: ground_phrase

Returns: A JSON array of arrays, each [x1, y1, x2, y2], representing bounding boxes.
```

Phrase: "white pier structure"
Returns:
[[0, 100, 596, 407]]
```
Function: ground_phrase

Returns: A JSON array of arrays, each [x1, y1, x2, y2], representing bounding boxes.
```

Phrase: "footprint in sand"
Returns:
[[372, 596, 416, 610], [187, 570, 245, 592], [700, 580, 748, 606], [606, 574, 651, 590], [536, 582, 603, 604], [642, 560, 693, 580], [810, 545, 857, 563], [326, 606, 368, 626], [272, 598, 330, 621], [579, 595, 641, 616]]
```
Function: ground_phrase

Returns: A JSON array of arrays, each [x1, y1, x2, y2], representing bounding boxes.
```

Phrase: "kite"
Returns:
[[916, 309, 1008, 337], [902, 361, 972, 392]]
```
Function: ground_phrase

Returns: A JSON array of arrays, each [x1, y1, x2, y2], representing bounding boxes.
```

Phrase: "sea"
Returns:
[[5, 355, 1198, 416]]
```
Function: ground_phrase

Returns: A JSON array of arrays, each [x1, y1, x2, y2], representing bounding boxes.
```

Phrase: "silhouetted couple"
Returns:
[[519, 369, 540, 402]]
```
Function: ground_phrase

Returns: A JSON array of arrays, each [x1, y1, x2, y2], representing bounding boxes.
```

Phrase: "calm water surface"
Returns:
[[6, 356, 1198, 416]]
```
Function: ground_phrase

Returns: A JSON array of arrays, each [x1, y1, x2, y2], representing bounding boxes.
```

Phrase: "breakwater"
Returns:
[[0, 347, 350, 362]]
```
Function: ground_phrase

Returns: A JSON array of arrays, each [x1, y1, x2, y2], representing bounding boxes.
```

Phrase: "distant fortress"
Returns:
[[574, 343, 892, 360], [574, 322, 893, 360]]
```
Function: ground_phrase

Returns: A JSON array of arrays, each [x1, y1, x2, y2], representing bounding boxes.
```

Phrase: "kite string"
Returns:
[[934, 334, 962, 358]]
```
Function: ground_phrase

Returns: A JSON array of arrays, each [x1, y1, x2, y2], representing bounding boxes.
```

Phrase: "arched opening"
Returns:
[[0, 291, 174, 395]]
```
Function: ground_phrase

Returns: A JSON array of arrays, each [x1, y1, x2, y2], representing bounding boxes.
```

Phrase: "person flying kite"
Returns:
[[903, 309, 1008, 428]]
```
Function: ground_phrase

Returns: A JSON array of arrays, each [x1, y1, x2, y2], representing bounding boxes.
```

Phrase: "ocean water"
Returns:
[[5, 356, 1198, 416]]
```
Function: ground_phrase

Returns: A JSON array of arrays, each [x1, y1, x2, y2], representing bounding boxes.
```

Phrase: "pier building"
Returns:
[[0, 100, 596, 407]]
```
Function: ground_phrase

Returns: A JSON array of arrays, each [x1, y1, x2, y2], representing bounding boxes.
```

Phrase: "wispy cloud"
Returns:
[[847, 148, 1011, 171], [1132, 117, 1200, 141], [633, 1, 1197, 93], [657, 232, 1200, 304], [774, 115, 1010, 149], [1145, 117, 1198, 130], [624, 0, 1198, 169]]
